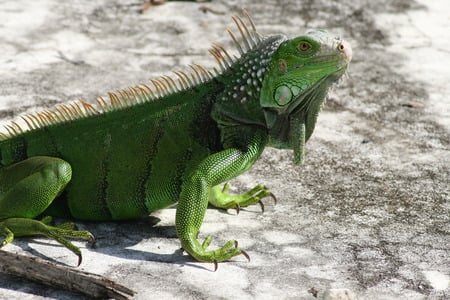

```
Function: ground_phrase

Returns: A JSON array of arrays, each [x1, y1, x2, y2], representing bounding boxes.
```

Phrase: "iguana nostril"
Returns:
[[338, 40, 352, 62]]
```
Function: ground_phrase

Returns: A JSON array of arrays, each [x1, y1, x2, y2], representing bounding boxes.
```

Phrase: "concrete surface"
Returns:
[[0, 0, 449, 299]]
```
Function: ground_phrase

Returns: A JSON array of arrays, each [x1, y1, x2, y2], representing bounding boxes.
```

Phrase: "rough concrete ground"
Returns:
[[0, 0, 449, 299]]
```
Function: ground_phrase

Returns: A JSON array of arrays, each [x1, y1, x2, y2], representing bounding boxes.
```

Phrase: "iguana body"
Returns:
[[0, 14, 352, 265]]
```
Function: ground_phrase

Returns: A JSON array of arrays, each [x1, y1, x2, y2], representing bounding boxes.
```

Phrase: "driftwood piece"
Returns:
[[0, 249, 135, 299]]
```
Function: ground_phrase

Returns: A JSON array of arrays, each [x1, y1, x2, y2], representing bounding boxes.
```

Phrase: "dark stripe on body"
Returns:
[[0, 147, 3, 167], [43, 127, 63, 157], [173, 149, 193, 199], [137, 126, 164, 207], [99, 147, 113, 219], [10, 137, 28, 162]]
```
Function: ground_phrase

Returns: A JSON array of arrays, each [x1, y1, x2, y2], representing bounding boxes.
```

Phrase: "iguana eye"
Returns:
[[298, 41, 312, 51]]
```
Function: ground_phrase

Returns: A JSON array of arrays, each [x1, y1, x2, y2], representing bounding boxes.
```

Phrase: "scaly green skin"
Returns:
[[0, 16, 352, 265]]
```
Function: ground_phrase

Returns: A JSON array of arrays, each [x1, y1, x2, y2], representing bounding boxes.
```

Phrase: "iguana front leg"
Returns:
[[0, 156, 94, 265], [176, 130, 267, 265]]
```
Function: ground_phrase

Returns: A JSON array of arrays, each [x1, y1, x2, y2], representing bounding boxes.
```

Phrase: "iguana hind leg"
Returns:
[[0, 156, 93, 265]]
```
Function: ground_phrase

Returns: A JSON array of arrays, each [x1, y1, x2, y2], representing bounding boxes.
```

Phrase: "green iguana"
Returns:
[[0, 13, 352, 268]]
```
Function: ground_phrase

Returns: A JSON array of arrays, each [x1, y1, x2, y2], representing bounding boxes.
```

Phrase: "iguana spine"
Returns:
[[0, 12, 260, 140]]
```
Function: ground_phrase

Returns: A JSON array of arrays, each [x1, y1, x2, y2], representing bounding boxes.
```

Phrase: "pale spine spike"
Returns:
[[179, 70, 195, 87], [6, 122, 18, 134], [145, 84, 156, 100], [27, 114, 42, 128], [128, 87, 141, 104], [193, 64, 206, 82], [150, 79, 164, 97], [20, 115, 35, 130], [108, 92, 121, 108], [124, 89, 135, 106], [142, 83, 155, 100], [189, 65, 202, 84], [169, 75, 182, 92], [63, 104, 76, 119], [227, 28, 244, 55], [96, 96, 108, 109], [3, 125, 15, 136], [11, 121, 23, 133], [173, 71, 188, 89], [41, 111, 56, 123], [54, 106, 70, 121], [159, 77, 171, 94], [232, 16, 251, 51], [37, 113, 50, 126], [123, 89, 134, 101], [236, 15, 255, 47], [135, 86, 148, 102], [67, 103, 79, 116], [195, 64, 210, 81], [162, 76, 178, 93], [211, 43, 234, 67], [33, 113, 45, 126], [117, 90, 129, 105], [159, 78, 170, 95], [20, 116, 35, 130], [70, 102, 83, 116], [243, 10, 261, 43], [49, 110, 63, 122], [209, 48, 227, 72], [136, 85, 151, 101], [58, 105, 72, 120], [182, 71, 196, 87], [81, 100, 98, 115]]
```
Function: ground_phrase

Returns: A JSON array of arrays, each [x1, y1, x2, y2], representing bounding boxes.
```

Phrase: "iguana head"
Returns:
[[260, 30, 352, 164]]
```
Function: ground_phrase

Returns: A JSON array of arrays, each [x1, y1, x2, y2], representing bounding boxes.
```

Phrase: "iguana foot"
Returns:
[[0, 217, 94, 266], [181, 235, 250, 269], [209, 183, 276, 213]]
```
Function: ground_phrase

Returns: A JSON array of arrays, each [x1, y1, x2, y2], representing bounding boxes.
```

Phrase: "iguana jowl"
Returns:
[[0, 13, 352, 266]]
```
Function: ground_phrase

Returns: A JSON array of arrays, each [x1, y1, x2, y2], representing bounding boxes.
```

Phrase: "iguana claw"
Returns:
[[269, 192, 277, 205], [233, 241, 250, 261], [257, 192, 277, 212], [88, 236, 96, 248], [210, 241, 249, 271], [233, 203, 241, 215], [258, 200, 265, 212], [240, 249, 250, 262]]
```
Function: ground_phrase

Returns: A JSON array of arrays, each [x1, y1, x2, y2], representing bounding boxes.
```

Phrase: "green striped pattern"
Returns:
[[0, 82, 223, 220]]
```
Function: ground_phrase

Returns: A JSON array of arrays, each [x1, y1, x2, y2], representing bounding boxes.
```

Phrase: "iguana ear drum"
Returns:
[[274, 85, 292, 106]]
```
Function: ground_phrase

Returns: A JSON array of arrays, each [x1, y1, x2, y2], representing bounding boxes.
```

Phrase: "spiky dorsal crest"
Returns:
[[0, 11, 262, 141]]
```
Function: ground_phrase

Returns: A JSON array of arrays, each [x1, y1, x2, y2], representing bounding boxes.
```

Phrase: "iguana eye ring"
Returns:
[[298, 41, 312, 51]]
